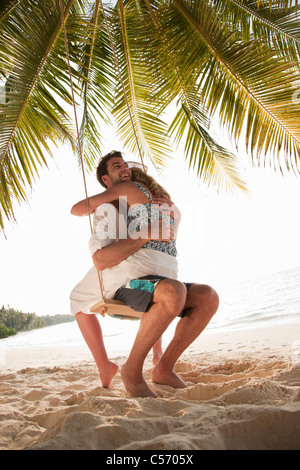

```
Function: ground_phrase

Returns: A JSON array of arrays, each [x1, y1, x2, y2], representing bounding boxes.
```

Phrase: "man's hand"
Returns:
[[91, 218, 174, 271]]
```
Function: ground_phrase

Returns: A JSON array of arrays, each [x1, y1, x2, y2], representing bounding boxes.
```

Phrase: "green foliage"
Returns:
[[1, 0, 300, 230], [0, 324, 16, 339], [0, 305, 75, 338]]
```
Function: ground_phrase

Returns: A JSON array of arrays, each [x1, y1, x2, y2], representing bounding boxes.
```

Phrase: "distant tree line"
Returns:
[[0, 305, 75, 338]]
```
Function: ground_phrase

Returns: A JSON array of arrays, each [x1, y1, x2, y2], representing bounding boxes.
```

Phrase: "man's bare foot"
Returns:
[[121, 363, 157, 398], [99, 361, 119, 389], [152, 363, 187, 388]]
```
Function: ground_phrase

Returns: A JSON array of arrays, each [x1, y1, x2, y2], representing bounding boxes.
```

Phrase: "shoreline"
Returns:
[[1, 321, 299, 450], [1, 321, 299, 372]]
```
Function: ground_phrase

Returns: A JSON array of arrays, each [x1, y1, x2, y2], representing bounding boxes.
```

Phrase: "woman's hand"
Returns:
[[151, 195, 174, 206], [151, 196, 181, 231], [133, 219, 175, 244]]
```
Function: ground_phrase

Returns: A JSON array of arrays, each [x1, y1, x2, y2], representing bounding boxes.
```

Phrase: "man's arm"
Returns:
[[92, 237, 147, 271], [92, 218, 174, 271]]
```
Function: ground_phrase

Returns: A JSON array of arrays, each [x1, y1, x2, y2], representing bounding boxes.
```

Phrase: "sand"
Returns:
[[0, 322, 300, 450]]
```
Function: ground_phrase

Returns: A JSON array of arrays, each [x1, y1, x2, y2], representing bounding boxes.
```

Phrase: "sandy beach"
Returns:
[[0, 322, 300, 450]]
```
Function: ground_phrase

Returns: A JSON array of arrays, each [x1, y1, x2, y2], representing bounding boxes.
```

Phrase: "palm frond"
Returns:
[[74, 1, 115, 170], [162, 0, 300, 173], [0, 0, 84, 230], [213, 0, 300, 63], [0, 0, 20, 20], [139, 0, 248, 192], [170, 101, 248, 193], [1, 0, 300, 233], [111, 0, 172, 168]]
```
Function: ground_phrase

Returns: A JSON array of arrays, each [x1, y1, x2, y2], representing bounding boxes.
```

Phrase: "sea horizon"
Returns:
[[1, 264, 300, 357]]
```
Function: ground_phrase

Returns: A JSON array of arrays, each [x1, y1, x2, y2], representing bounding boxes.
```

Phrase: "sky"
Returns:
[[1, 127, 300, 317]]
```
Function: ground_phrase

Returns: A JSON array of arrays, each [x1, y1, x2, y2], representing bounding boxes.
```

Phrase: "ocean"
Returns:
[[208, 265, 300, 333], [1, 265, 300, 357]]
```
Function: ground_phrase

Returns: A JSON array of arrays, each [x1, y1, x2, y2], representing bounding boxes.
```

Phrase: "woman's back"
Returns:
[[128, 182, 177, 258]]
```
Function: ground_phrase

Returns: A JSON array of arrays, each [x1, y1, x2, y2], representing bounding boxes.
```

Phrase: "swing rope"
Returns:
[[59, 0, 147, 314], [99, 0, 147, 172], [59, 0, 106, 301]]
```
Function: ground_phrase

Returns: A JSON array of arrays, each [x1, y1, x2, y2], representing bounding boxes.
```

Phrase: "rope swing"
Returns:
[[59, 0, 144, 320]]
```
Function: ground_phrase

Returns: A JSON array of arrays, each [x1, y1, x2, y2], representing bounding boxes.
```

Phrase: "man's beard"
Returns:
[[111, 174, 131, 185]]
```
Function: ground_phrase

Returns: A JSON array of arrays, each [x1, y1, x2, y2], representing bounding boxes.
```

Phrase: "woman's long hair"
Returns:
[[130, 167, 171, 200]]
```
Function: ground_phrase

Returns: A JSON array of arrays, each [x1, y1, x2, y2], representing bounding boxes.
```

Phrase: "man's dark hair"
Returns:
[[96, 150, 124, 188]]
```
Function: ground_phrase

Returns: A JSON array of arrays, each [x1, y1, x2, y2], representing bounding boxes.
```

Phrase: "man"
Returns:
[[71, 151, 219, 398], [70, 155, 174, 389]]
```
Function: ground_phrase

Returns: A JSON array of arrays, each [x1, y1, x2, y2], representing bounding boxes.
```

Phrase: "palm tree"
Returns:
[[0, 0, 299, 231]]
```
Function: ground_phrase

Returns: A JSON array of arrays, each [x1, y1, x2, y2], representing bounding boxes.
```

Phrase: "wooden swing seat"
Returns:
[[90, 299, 143, 321]]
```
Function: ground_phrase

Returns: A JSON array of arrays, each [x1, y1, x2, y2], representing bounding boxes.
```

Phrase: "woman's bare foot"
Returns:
[[99, 361, 119, 389], [152, 349, 163, 366], [121, 363, 157, 398], [152, 339, 163, 366], [152, 363, 187, 388]]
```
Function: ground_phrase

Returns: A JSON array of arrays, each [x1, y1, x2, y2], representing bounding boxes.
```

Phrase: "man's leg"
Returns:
[[75, 312, 118, 388], [121, 279, 187, 398], [152, 284, 219, 387]]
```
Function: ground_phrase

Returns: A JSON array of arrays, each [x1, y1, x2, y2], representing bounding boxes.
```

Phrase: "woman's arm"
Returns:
[[70, 182, 132, 216], [92, 237, 146, 270]]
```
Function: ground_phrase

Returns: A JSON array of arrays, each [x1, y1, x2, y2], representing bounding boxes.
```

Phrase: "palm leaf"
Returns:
[[161, 0, 300, 173], [1, 0, 300, 233], [111, 0, 172, 168], [170, 101, 248, 193], [213, 0, 300, 63], [0, 1, 20, 20], [0, 0, 86, 230], [140, 0, 248, 192], [74, 1, 115, 170]]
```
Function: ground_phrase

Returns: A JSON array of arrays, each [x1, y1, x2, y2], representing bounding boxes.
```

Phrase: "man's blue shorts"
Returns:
[[113, 275, 193, 317]]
